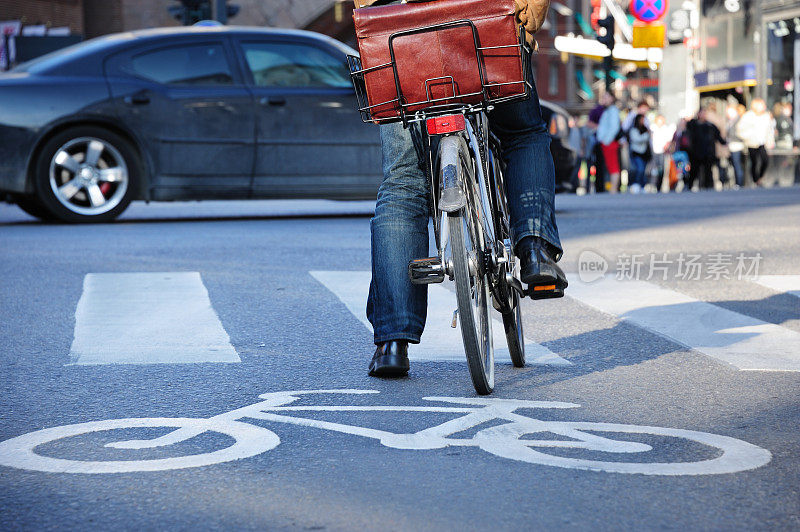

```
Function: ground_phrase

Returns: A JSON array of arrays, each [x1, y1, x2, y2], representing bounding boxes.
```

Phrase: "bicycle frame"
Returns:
[[420, 110, 523, 307]]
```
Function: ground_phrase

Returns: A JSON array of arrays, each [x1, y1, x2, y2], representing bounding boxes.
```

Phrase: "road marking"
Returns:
[[310, 271, 571, 366], [69, 272, 240, 365], [0, 390, 770, 475], [565, 274, 800, 372], [752, 275, 800, 298]]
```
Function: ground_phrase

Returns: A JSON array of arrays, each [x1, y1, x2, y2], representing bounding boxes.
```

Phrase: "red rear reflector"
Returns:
[[426, 114, 466, 135]]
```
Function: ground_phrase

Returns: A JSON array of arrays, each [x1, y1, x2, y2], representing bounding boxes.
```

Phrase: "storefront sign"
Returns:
[[694, 63, 757, 92]]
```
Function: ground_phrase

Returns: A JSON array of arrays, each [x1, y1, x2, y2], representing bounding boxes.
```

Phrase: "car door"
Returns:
[[105, 37, 255, 199], [233, 35, 381, 198]]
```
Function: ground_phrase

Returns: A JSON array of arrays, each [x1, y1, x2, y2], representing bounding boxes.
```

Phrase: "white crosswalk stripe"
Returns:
[[310, 271, 572, 366], [565, 274, 800, 372], [69, 272, 240, 365], [752, 275, 800, 298]]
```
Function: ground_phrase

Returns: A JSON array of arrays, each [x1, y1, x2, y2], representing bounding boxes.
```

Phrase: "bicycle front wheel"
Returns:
[[449, 210, 494, 394], [503, 291, 526, 368]]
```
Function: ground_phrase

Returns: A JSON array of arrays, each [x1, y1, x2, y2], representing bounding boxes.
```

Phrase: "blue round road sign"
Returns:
[[630, 0, 668, 23]]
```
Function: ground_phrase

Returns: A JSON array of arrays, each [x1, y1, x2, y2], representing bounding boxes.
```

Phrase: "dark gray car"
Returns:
[[0, 26, 382, 222]]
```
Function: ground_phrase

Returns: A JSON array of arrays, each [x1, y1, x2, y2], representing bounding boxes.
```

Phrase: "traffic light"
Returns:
[[596, 16, 615, 92], [214, 0, 240, 24], [597, 16, 615, 52], [226, 3, 240, 20], [168, 1, 212, 26]]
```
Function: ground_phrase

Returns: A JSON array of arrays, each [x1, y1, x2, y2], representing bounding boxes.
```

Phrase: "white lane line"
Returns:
[[752, 275, 800, 298], [310, 271, 571, 366], [69, 272, 240, 365], [565, 274, 800, 372]]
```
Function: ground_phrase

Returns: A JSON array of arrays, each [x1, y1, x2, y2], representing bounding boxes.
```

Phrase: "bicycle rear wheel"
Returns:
[[448, 210, 494, 394]]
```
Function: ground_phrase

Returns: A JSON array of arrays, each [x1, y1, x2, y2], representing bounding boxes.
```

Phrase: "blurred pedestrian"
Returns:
[[705, 101, 729, 188], [622, 99, 651, 133], [567, 116, 582, 192], [596, 92, 621, 193], [725, 104, 746, 188], [669, 117, 691, 191], [620, 100, 651, 192], [737, 99, 774, 186], [686, 107, 725, 190], [650, 115, 675, 192], [587, 98, 607, 193], [627, 114, 651, 194]]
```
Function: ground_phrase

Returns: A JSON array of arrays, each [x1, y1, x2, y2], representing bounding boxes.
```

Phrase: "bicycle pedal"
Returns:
[[409, 257, 445, 285], [526, 284, 565, 300]]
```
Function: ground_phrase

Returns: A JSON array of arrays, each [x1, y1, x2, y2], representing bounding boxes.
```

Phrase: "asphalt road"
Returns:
[[1, 188, 799, 530]]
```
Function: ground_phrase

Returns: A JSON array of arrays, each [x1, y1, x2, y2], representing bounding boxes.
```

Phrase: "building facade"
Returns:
[[0, 0, 84, 34]]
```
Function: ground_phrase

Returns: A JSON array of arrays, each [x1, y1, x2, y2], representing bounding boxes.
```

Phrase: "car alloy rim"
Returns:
[[48, 137, 129, 216]]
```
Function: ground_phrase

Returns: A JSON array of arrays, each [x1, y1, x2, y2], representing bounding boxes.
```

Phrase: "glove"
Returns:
[[515, 0, 550, 46]]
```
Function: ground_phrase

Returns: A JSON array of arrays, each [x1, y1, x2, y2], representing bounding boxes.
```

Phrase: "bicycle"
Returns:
[[0, 390, 771, 475], [348, 18, 538, 394]]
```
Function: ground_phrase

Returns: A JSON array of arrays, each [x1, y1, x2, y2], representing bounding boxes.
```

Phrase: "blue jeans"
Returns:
[[366, 88, 561, 345], [630, 154, 648, 188], [730, 150, 744, 187]]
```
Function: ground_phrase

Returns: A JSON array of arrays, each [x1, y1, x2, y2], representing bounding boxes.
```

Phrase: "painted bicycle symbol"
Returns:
[[0, 390, 771, 475]]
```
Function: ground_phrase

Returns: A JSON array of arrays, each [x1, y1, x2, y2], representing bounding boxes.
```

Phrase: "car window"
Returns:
[[241, 41, 350, 88], [128, 43, 233, 86]]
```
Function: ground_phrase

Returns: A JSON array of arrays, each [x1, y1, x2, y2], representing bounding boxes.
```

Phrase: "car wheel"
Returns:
[[33, 126, 141, 223]]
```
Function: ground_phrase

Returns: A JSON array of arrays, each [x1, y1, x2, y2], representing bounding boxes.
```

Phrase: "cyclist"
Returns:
[[361, 0, 567, 377]]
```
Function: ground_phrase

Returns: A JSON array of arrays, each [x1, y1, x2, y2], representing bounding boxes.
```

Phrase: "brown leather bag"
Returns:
[[353, 0, 526, 121]]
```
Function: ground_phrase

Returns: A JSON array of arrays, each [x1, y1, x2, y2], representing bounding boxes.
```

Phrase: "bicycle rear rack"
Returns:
[[348, 20, 534, 127]]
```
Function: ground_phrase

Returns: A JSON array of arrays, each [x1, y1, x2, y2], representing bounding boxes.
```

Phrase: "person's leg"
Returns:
[[366, 122, 430, 345], [700, 160, 712, 189], [757, 145, 769, 182], [629, 155, 643, 190], [653, 153, 665, 192], [748, 148, 759, 185], [731, 151, 744, 187], [593, 141, 606, 193], [686, 156, 698, 190], [637, 156, 648, 187], [489, 87, 562, 255], [601, 142, 621, 193]]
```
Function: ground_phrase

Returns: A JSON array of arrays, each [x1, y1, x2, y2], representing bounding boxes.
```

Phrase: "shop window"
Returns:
[[766, 17, 800, 148]]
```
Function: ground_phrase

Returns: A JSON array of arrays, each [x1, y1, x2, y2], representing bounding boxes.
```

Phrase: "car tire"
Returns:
[[33, 126, 141, 223], [14, 195, 55, 221]]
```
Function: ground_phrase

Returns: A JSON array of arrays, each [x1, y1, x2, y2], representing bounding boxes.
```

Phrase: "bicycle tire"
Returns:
[[449, 210, 494, 394], [0, 417, 279, 474], [503, 293, 526, 367]]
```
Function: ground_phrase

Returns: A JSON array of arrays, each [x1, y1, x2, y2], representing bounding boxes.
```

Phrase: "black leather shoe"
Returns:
[[368, 340, 410, 377], [516, 237, 568, 300]]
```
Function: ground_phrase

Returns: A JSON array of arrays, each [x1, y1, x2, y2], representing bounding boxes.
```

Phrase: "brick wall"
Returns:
[[81, 0, 336, 39], [0, 0, 84, 34], [82, 0, 122, 38]]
